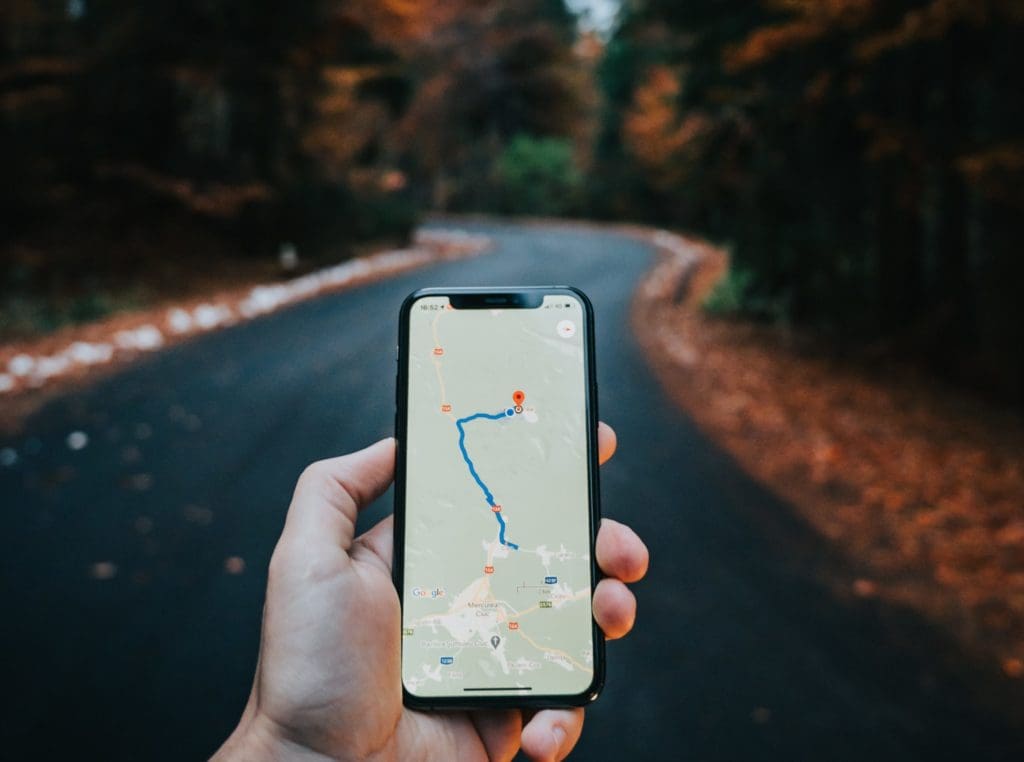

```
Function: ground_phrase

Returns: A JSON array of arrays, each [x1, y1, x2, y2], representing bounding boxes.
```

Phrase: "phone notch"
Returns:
[[448, 292, 544, 309]]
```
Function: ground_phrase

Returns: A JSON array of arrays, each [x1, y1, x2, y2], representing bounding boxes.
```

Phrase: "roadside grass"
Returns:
[[1, 290, 147, 342]]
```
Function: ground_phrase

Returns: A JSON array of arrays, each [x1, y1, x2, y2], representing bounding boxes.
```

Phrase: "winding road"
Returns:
[[456, 409, 521, 549], [1, 221, 1022, 760]]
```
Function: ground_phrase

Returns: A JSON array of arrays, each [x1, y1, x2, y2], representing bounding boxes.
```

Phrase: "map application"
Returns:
[[401, 293, 596, 699]]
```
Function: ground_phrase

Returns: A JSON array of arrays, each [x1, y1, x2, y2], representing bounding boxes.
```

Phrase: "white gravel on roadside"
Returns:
[[0, 229, 490, 396]]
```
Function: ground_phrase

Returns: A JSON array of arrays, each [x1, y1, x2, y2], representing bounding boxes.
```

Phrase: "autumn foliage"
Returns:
[[600, 0, 1024, 401], [4, 0, 1024, 400], [1, 0, 593, 335], [1, 0, 586, 250]]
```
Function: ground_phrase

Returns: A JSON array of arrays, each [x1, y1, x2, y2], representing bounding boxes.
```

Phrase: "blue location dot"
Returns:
[[505, 408, 514, 417]]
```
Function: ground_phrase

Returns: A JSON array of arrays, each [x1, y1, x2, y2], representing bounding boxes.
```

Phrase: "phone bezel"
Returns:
[[393, 286, 605, 710]]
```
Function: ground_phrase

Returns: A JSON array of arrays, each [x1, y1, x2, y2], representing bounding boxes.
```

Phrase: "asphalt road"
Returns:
[[2, 222, 1022, 760]]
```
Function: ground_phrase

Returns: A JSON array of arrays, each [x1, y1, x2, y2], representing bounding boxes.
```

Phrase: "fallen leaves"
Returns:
[[89, 561, 118, 580], [635, 229, 1024, 679]]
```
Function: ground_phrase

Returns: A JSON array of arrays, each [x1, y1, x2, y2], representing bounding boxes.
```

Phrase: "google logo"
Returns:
[[412, 586, 446, 599]]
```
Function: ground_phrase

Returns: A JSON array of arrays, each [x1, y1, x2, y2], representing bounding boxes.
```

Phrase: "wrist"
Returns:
[[213, 712, 333, 762]]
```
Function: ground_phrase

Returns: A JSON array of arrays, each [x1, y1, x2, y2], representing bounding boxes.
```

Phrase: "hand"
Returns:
[[214, 422, 648, 762]]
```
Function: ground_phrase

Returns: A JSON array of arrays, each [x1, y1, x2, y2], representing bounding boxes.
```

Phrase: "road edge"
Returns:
[[629, 226, 1024, 735], [0, 229, 492, 433]]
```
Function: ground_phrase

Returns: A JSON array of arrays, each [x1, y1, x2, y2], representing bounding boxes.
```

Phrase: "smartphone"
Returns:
[[393, 286, 603, 709]]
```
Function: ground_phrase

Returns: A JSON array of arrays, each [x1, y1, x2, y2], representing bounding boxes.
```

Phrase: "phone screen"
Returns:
[[399, 291, 598, 701]]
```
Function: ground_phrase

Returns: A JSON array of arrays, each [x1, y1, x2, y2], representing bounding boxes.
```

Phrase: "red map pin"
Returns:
[[512, 390, 525, 406]]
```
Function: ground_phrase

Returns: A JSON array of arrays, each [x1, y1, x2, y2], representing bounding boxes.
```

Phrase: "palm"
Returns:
[[256, 516, 496, 761]]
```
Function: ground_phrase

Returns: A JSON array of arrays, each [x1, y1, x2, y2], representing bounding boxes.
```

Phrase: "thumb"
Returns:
[[281, 438, 396, 552], [350, 514, 395, 573]]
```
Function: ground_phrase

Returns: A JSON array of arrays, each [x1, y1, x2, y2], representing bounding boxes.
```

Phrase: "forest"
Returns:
[[3, 0, 1023, 400]]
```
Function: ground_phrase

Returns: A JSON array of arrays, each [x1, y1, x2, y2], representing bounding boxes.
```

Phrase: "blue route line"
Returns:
[[455, 409, 519, 550]]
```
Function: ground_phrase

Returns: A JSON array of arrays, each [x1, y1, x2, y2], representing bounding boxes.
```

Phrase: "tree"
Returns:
[[496, 133, 583, 215], [390, 0, 590, 210], [597, 0, 1024, 400]]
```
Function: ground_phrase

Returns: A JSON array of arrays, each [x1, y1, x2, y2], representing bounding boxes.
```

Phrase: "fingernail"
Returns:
[[552, 725, 567, 751]]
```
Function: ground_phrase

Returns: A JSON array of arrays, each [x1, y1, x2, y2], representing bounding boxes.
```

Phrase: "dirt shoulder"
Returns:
[[633, 232, 1024, 682]]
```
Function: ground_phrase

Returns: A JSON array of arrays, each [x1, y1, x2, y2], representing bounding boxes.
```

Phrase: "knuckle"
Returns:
[[298, 459, 332, 489], [296, 458, 362, 508]]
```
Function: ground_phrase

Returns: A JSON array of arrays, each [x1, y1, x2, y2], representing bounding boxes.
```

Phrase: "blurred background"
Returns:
[[2, 1, 1024, 759]]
